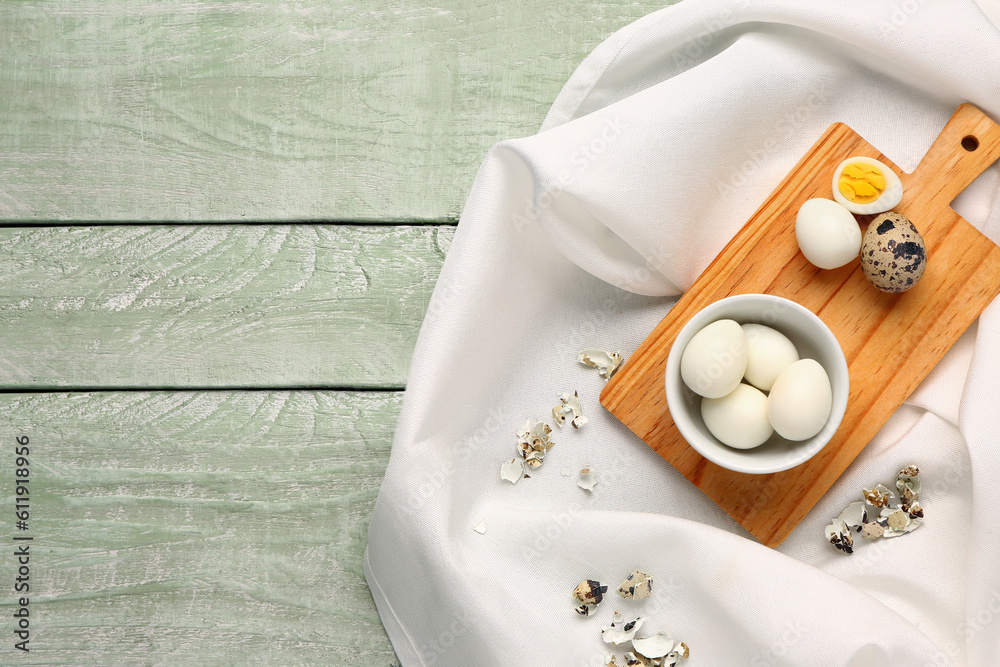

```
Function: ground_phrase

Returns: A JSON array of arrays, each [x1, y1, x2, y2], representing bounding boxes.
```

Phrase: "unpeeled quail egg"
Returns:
[[860, 211, 927, 293], [701, 383, 773, 449], [795, 198, 862, 269], [832, 156, 903, 215], [680, 319, 747, 399]]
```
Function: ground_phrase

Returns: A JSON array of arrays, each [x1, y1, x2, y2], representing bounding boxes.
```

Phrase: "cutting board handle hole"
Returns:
[[962, 135, 980, 151]]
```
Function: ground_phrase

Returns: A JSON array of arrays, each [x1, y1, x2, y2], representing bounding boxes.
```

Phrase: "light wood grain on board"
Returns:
[[602, 104, 1000, 547], [0, 224, 452, 389], [0, 390, 400, 666], [0, 0, 681, 222]]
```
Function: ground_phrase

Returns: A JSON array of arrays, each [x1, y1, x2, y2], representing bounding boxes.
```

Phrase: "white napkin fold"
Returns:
[[365, 1, 1000, 664]]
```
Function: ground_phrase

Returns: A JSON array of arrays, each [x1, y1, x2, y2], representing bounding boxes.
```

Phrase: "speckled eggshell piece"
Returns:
[[860, 212, 927, 293]]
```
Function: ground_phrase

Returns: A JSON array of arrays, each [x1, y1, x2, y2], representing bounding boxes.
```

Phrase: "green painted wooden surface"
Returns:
[[0, 0, 675, 222], [0, 224, 452, 389], [0, 0, 685, 662], [0, 390, 400, 665]]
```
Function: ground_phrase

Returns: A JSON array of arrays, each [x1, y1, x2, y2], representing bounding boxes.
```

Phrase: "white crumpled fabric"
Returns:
[[364, 1, 1000, 664]]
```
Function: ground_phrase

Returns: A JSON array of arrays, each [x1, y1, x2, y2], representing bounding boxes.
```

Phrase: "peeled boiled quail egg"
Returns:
[[795, 198, 862, 269], [741, 323, 799, 391], [832, 156, 903, 215], [680, 319, 747, 399], [860, 211, 927, 293], [701, 383, 773, 449], [767, 359, 833, 441]]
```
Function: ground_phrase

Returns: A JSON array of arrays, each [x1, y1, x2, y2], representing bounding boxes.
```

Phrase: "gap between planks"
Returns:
[[0, 385, 407, 393], [0, 219, 460, 228]]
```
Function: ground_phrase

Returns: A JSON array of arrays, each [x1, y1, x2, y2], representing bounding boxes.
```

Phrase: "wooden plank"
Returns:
[[0, 224, 452, 389], [0, 0, 680, 223], [602, 104, 1000, 547], [0, 390, 400, 665]]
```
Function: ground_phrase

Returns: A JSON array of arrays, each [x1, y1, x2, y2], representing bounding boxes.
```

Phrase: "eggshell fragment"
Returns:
[[617, 570, 653, 600], [826, 465, 924, 554], [862, 484, 893, 509], [632, 631, 676, 659], [516, 420, 554, 469], [701, 384, 773, 449], [837, 501, 868, 531], [573, 579, 608, 607], [766, 359, 833, 441], [552, 391, 587, 429], [860, 522, 883, 540], [885, 509, 909, 531], [601, 614, 644, 645], [680, 319, 747, 399], [578, 349, 624, 380], [897, 465, 921, 503], [741, 323, 799, 391], [500, 458, 525, 484], [825, 518, 854, 554], [795, 198, 862, 269]]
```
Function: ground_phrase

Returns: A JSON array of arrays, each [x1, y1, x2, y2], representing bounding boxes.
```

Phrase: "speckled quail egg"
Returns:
[[860, 212, 927, 293], [832, 156, 903, 215]]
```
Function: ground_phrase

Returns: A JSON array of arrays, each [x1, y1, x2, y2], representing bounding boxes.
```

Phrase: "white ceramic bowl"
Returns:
[[664, 294, 849, 475]]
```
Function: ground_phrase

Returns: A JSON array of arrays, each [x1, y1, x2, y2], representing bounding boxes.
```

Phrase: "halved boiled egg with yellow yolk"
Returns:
[[831, 156, 903, 215]]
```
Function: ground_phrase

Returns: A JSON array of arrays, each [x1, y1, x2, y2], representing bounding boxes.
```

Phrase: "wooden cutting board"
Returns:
[[600, 104, 1000, 548]]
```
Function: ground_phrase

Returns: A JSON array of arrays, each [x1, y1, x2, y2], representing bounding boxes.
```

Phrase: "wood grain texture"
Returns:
[[601, 104, 1000, 547], [0, 0, 680, 223], [0, 224, 453, 389], [0, 390, 401, 666]]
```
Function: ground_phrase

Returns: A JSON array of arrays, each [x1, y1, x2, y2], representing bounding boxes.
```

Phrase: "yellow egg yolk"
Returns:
[[838, 162, 887, 204]]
